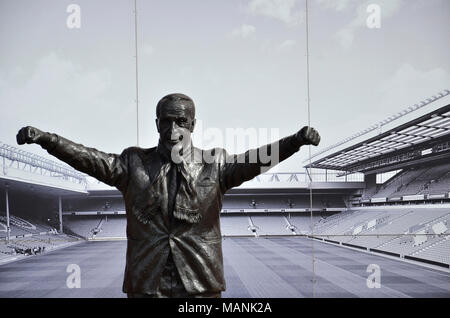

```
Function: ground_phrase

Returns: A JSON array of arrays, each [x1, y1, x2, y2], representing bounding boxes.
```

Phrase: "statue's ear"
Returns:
[[190, 119, 196, 133], [155, 118, 160, 133]]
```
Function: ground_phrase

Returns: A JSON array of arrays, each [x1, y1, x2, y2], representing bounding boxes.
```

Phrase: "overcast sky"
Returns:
[[1, 0, 449, 173]]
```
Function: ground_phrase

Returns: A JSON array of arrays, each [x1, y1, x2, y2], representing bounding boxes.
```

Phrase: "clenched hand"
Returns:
[[296, 126, 320, 146], [16, 126, 44, 145]]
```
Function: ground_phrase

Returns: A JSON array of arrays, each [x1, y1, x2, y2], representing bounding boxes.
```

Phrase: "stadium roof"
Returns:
[[307, 104, 450, 174]]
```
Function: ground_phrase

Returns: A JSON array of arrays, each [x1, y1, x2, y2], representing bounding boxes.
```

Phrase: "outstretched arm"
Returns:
[[219, 126, 320, 192], [16, 126, 129, 191]]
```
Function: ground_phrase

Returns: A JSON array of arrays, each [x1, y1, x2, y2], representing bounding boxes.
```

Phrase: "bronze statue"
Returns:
[[16, 93, 320, 298]]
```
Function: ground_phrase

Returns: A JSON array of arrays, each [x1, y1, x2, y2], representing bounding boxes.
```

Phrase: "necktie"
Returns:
[[167, 163, 180, 223]]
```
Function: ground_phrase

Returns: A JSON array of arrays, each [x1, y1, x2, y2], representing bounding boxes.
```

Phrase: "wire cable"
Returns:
[[134, 0, 140, 147], [305, 0, 316, 298]]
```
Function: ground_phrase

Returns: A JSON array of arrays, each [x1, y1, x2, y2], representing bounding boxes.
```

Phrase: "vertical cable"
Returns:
[[305, 0, 316, 298], [134, 0, 140, 147], [5, 185, 10, 242]]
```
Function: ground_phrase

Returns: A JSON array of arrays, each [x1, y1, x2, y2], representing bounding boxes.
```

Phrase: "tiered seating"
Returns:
[[63, 216, 102, 238], [94, 216, 126, 238], [222, 195, 346, 210], [63, 213, 318, 237], [222, 199, 250, 209], [31, 220, 54, 233], [220, 215, 253, 236], [411, 237, 450, 264], [313, 210, 355, 232], [312, 208, 450, 265], [0, 233, 81, 259], [250, 215, 291, 235], [377, 233, 444, 257], [39, 233, 80, 246], [345, 210, 418, 246], [391, 168, 434, 197], [0, 215, 55, 239], [64, 197, 125, 212], [288, 215, 321, 234], [373, 163, 450, 199], [219, 213, 323, 236], [314, 210, 388, 237], [1, 225, 29, 238], [373, 169, 423, 198], [0, 241, 13, 255], [0, 241, 14, 263], [420, 165, 450, 195]]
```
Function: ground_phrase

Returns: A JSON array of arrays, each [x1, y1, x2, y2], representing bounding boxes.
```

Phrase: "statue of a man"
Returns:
[[16, 93, 320, 298]]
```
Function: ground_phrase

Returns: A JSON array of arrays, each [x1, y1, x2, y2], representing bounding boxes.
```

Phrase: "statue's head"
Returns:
[[155, 93, 196, 160]]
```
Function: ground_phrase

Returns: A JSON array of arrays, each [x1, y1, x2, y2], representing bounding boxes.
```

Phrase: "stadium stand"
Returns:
[[220, 215, 254, 236], [411, 236, 450, 265], [313, 208, 450, 266], [0, 240, 14, 260], [288, 214, 321, 234], [94, 216, 126, 238], [63, 215, 126, 239], [0, 215, 56, 238], [222, 194, 346, 210], [61, 212, 328, 237], [298, 103, 450, 267], [373, 169, 425, 198], [0, 233, 81, 262], [370, 163, 450, 199], [420, 165, 450, 195], [63, 197, 125, 213], [251, 215, 290, 235], [63, 215, 103, 239]]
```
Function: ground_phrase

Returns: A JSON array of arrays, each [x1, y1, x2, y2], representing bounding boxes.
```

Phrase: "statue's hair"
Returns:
[[156, 93, 195, 119]]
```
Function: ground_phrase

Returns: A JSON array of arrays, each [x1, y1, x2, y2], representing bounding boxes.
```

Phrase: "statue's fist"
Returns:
[[16, 126, 43, 145], [297, 126, 320, 146]]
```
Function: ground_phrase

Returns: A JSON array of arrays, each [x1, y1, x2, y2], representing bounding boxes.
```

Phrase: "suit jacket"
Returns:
[[41, 133, 303, 294]]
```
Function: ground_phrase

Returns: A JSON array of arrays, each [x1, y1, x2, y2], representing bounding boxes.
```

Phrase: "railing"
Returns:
[[250, 170, 364, 183], [0, 142, 87, 185]]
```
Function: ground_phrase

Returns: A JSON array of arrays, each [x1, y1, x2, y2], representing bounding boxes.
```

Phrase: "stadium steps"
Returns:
[[247, 216, 259, 237], [250, 215, 289, 236], [283, 216, 297, 234], [93, 217, 126, 238], [410, 236, 450, 265], [373, 169, 418, 198], [220, 215, 254, 236], [374, 210, 433, 250], [392, 167, 434, 197], [420, 170, 450, 195]]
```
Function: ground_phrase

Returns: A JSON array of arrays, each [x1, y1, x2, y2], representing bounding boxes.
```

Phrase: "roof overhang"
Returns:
[[307, 104, 450, 174]]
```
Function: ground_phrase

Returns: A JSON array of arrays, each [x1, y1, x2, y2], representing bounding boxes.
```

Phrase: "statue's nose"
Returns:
[[169, 121, 181, 139], [169, 121, 177, 133]]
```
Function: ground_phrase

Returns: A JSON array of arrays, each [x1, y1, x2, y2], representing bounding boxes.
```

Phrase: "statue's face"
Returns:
[[156, 101, 195, 160]]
